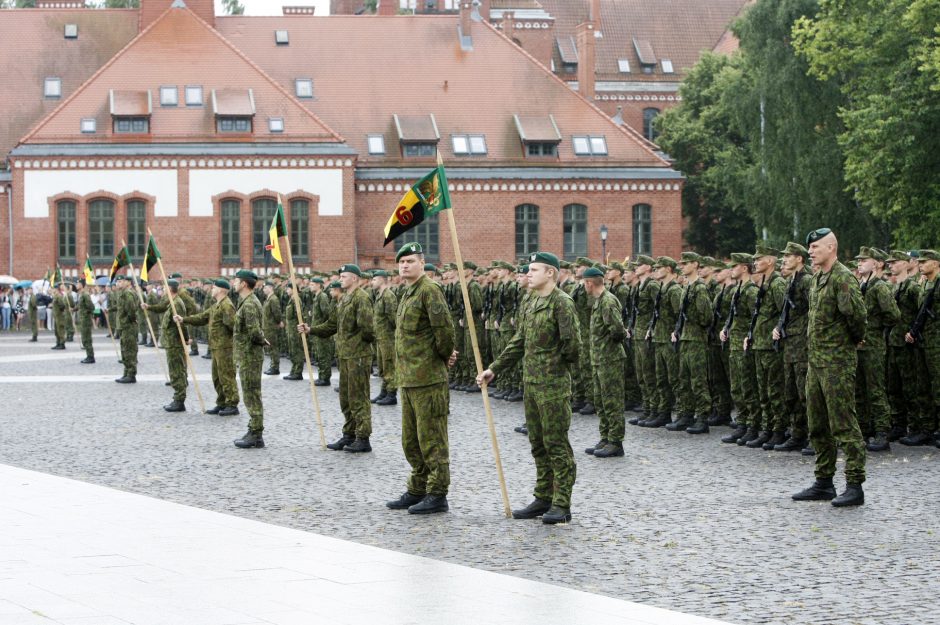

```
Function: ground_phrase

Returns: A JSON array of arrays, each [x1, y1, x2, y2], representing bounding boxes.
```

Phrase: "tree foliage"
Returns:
[[221, 0, 245, 15]]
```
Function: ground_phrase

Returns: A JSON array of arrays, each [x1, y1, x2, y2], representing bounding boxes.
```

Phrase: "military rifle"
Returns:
[[860, 270, 874, 296], [909, 277, 940, 345], [772, 273, 799, 353], [482, 285, 492, 321], [626, 285, 640, 348], [708, 284, 727, 343], [672, 282, 693, 353], [646, 284, 663, 351], [721, 281, 742, 351], [744, 274, 767, 354]]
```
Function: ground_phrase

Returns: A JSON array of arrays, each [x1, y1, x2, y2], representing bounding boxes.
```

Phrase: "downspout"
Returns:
[[6, 181, 12, 275]]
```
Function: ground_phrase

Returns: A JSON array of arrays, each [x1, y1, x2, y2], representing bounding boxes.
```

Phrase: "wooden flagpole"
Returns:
[[100, 306, 121, 359], [122, 242, 170, 383], [276, 206, 326, 449], [439, 156, 511, 518], [148, 229, 207, 413]]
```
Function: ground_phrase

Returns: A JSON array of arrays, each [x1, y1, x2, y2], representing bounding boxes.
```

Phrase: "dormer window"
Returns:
[[115, 118, 149, 134], [394, 114, 440, 158], [212, 89, 255, 135], [633, 37, 657, 75], [44, 77, 62, 99], [218, 118, 252, 133], [110, 89, 152, 134], [555, 36, 578, 74], [275, 30, 289, 45], [514, 114, 561, 159]]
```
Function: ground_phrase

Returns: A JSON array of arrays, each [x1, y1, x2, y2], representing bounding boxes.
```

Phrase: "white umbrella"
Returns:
[[31, 279, 50, 292], [0, 275, 18, 286]]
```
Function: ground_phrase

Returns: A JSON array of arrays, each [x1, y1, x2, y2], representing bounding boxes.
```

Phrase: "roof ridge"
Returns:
[[480, 19, 669, 166]]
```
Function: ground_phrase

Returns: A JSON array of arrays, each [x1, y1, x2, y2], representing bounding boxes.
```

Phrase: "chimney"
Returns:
[[478, 0, 491, 21], [37, 0, 85, 6], [576, 21, 596, 101], [502, 10, 514, 41], [282, 5, 316, 15], [589, 0, 600, 25], [458, 2, 473, 50], [378, 0, 396, 16]]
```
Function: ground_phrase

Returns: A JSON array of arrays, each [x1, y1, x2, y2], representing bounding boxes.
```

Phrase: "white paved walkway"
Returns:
[[0, 464, 733, 625]]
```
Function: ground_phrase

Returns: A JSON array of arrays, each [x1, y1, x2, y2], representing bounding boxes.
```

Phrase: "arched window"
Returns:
[[394, 212, 439, 260], [515, 204, 539, 257], [56, 200, 76, 263], [643, 108, 660, 142], [88, 198, 114, 261], [126, 199, 147, 259], [290, 198, 309, 260], [252, 197, 277, 261], [633, 203, 652, 255], [563, 203, 587, 259], [221, 199, 241, 263]]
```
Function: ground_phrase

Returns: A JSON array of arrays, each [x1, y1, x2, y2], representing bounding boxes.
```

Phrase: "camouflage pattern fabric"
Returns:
[[117, 289, 138, 377], [589, 289, 626, 442], [77, 290, 95, 359], [234, 292, 266, 433], [262, 292, 283, 373], [181, 296, 239, 408]]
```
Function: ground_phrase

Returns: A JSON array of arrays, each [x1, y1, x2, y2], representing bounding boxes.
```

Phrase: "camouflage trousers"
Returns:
[[462, 321, 484, 381], [165, 340, 188, 402], [623, 342, 642, 405], [677, 341, 711, 417], [339, 356, 372, 439], [574, 329, 594, 404], [523, 385, 576, 509], [924, 342, 940, 434], [886, 345, 929, 433], [592, 358, 625, 443], [313, 336, 334, 382], [238, 353, 264, 433], [120, 328, 138, 377], [401, 382, 450, 496], [263, 326, 281, 372], [54, 315, 68, 345], [286, 327, 304, 376], [806, 362, 866, 484], [707, 343, 733, 416], [728, 349, 760, 428], [754, 349, 786, 432], [652, 343, 679, 414], [377, 339, 397, 393], [634, 340, 657, 411], [489, 331, 506, 390], [497, 329, 517, 390], [783, 358, 808, 440], [211, 348, 239, 408], [30, 311, 38, 339], [855, 345, 890, 436], [80, 320, 94, 359]]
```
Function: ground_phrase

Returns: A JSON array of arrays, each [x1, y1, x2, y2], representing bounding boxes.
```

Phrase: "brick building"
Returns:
[[0, 0, 684, 279]]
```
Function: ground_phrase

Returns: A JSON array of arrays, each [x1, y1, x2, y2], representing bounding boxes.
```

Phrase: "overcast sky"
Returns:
[[213, 0, 333, 16]]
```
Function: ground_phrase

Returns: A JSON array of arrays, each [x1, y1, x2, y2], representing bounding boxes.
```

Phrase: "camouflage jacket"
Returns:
[[590, 289, 626, 364], [888, 277, 923, 347], [571, 283, 593, 337], [728, 281, 758, 351], [807, 261, 866, 368], [182, 296, 235, 352], [373, 287, 398, 343], [52, 292, 70, 321], [780, 270, 811, 363], [463, 280, 483, 324], [313, 290, 334, 325], [677, 278, 712, 343], [262, 292, 282, 332], [117, 288, 138, 327], [859, 275, 900, 350], [751, 273, 786, 351], [916, 278, 940, 342], [653, 281, 681, 344], [233, 293, 266, 363], [635, 277, 661, 336], [309, 286, 374, 359], [498, 280, 518, 332], [490, 287, 580, 396], [77, 291, 95, 319], [148, 291, 198, 336], [395, 275, 455, 388]]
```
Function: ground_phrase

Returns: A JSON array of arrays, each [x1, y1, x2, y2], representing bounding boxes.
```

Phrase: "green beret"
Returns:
[[517, 264, 529, 274], [806, 227, 833, 246], [730, 252, 753, 265], [167, 279, 179, 288], [634, 254, 656, 267], [396, 242, 423, 262], [888, 250, 910, 262], [338, 264, 361, 277], [500, 261, 515, 271], [328, 281, 342, 289], [918, 249, 940, 261], [213, 279, 230, 290], [311, 277, 324, 284], [371, 269, 388, 278], [653, 256, 677, 270], [575, 257, 593, 268], [528, 251, 560, 270], [680, 251, 702, 264], [168, 272, 181, 279], [754, 244, 781, 258], [235, 269, 257, 281], [783, 242, 809, 260], [583, 267, 604, 278], [424, 263, 440, 275], [361, 270, 373, 279], [462, 261, 477, 271]]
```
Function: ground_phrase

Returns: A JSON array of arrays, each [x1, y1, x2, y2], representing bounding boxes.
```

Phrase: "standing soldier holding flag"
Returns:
[[115, 277, 138, 383]]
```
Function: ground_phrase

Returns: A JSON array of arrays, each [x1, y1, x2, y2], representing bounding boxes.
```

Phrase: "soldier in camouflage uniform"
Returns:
[[772, 243, 813, 453], [582, 266, 627, 457], [667, 252, 714, 434], [310, 278, 335, 386], [571, 257, 595, 415], [115, 278, 138, 383], [144, 279, 198, 411], [853, 247, 900, 451], [490, 262, 515, 399], [262, 281, 283, 375], [628, 256, 660, 425], [504, 265, 530, 404], [50, 283, 70, 349], [608, 262, 641, 411], [702, 258, 733, 426], [282, 282, 305, 381], [903, 250, 940, 447], [721, 255, 762, 444], [643, 257, 681, 428], [386, 243, 457, 515], [76, 280, 95, 363], [177, 279, 239, 416], [28, 287, 38, 342], [793, 229, 867, 507], [146, 283, 161, 347], [231, 270, 268, 448], [302, 264, 375, 452], [481, 251, 580, 524], [456, 261, 483, 393], [371, 269, 399, 406]]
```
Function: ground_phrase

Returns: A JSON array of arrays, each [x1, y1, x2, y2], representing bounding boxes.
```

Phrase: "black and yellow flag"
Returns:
[[140, 235, 161, 282], [266, 195, 288, 264], [109, 246, 130, 282], [383, 163, 451, 246], [49, 267, 63, 288], [83, 257, 96, 286]]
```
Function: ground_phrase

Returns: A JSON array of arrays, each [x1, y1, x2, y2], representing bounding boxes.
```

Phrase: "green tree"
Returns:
[[221, 0, 245, 15], [793, 0, 940, 247]]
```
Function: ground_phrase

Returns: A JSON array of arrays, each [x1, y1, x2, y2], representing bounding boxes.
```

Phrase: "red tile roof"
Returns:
[[216, 15, 667, 167], [20, 5, 342, 146], [110, 90, 152, 116], [0, 8, 139, 161], [514, 115, 561, 142]]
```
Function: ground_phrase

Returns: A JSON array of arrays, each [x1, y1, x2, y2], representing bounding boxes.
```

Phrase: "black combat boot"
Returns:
[[579, 402, 596, 415], [722, 425, 748, 444], [492, 389, 508, 400], [283, 372, 303, 381], [464, 385, 480, 393], [593, 442, 625, 458], [542, 505, 572, 524], [80, 357, 95, 364], [899, 431, 933, 446], [344, 437, 372, 453], [585, 439, 607, 455], [745, 430, 772, 448], [314, 378, 330, 386], [707, 413, 732, 427], [163, 400, 185, 412], [736, 428, 759, 446], [263, 368, 280, 376], [326, 434, 354, 451], [571, 399, 585, 412], [408, 494, 449, 515], [686, 416, 710, 435], [762, 431, 787, 450], [201, 352, 212, 360], [377, 391, 397, 406], [371, 390, 387, 404], [866, 432, 890, 452], [513, 424, 528, 435], [507, 390, 524, 402], [831, 483, 864, 507], [206, 405, 222, 414], [511, 498, 552, 520], [386, 492, 424, 510], [792, 477, 836, 501], [643, 411, 672, 428], [774, 436, 806, 452], [665, 414, 693, 432], [801, 444, 815, 456], [218, 406, 239, 416], [887, 425, 906, 442], [115, 375, 136, 384], [234, 430, 265, 448]]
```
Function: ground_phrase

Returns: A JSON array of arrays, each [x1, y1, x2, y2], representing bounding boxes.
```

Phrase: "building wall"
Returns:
[[0, 188, 9, 275], [593, 97, 681, 141]]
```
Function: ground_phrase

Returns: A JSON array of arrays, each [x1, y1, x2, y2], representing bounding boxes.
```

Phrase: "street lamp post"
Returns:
[[600, 224, 608, 261]]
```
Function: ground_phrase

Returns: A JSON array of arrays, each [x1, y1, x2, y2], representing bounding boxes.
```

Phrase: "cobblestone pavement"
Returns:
[[2, 330, 939, 625]]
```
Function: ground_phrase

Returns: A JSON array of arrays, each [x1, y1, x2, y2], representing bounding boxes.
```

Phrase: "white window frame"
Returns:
[[268, 117, 284, 133], [64, 24, 78, 39], [367, 134, 386, 155], [572, 135, 608, 156], [160, 86, 178, 107], [468, 134, 487, 155], [80, 118, 96, 134], [618, 58, 631, 73], [295, 78, 313, 99], [44, 77, 62, 99], [661, 59, 674, 74], [184, 85, 203, 106], [452, 135, 470, 155], [275, 30, 289, 45]]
